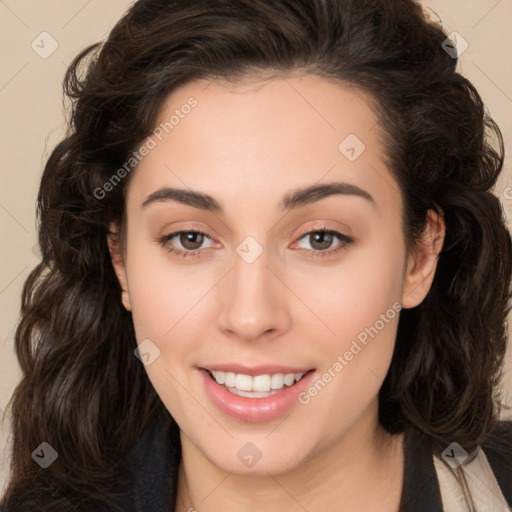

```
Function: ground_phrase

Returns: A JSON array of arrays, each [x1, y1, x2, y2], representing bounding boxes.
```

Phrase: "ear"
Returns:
[[401, 208, 446, 309], [107, 221, 131, 309]]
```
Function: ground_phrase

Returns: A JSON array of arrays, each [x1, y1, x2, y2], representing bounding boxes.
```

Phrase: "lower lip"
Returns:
[[198, 368, 316, 422]]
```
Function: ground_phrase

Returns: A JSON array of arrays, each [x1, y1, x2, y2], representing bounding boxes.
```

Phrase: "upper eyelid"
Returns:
[[294, 224, 352, 239]]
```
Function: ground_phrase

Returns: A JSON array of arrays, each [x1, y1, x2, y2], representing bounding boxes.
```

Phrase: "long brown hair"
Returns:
[[2, 0, 511, 508]]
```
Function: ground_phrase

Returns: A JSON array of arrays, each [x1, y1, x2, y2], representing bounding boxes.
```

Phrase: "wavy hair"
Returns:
[[2, 0, 511, 508]]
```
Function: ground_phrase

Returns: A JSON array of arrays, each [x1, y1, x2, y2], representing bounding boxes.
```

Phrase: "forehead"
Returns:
[[125, 74, 401, 218]]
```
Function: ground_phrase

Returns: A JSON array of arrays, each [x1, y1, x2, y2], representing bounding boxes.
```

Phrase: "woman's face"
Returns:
[[109, 74, 442, 475]]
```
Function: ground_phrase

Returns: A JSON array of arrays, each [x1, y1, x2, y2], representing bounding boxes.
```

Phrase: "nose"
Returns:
[[216, 245, 291, 342]]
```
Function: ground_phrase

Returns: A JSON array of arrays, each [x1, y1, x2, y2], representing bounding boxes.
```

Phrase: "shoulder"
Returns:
[[0, 490, 131, 512], [480, 420, 512, 470], [480, 420, 512, 505], [0, 411, 179, 512], [118, 409, 182, 510]]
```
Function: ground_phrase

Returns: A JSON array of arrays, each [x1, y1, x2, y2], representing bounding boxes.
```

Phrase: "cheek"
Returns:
[[292, 225, 405, 346], [125, 228, 212, 342], [124, 228, 230, 412], [294, 229, 405, 404], [124, 239, 211, 416]]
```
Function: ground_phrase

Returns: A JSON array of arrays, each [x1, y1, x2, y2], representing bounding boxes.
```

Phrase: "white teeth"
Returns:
[[210, 370, 306, 392], [253, 375, 271, 392], [228, 387, 280, 398], [284, 373, 296, 386], [235, 374, 253, 391], [215, 371, 226, 385], [270, 373, 284, 390], [225, 372, 236, 387]]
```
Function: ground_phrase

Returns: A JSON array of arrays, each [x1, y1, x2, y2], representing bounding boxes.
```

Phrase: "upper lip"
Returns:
[[200, 364, 314, 376]]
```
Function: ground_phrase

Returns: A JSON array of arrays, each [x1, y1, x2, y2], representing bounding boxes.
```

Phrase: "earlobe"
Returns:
[[107, 221, 131, 310], [401, 208, 445, 309]]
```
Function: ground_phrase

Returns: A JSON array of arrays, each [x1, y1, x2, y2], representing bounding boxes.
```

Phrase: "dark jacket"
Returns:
[[1, 412, 511, 511]]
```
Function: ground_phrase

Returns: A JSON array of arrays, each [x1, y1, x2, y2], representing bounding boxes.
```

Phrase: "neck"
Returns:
[[175, 407, 404, 512]]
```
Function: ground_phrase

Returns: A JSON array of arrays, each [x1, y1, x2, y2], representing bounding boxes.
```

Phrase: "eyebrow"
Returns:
[[141, 181, 376, 212]]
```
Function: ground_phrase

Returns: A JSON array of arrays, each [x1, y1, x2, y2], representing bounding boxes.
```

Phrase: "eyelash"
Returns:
[[157, 228, 354, 259]]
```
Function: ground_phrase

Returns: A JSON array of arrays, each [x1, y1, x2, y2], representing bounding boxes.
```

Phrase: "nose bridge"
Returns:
[[217, 236, 289, 340]]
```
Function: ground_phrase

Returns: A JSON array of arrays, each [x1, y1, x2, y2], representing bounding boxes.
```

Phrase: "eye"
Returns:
[[157, 230, 214, 258], [157, 227, 354, 259], [293, 228, 354, 258]]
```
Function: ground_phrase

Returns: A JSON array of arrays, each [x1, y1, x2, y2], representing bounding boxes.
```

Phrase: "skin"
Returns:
[[108, 74, 445, 512]]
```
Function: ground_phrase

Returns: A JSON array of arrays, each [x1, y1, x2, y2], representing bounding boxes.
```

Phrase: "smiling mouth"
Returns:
[[204, 368, 315, 397]]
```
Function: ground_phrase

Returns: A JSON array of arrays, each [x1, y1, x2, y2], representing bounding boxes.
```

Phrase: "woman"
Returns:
[[1, 0, 511, 510]]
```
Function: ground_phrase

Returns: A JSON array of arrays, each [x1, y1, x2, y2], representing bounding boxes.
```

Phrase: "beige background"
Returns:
[[1, 0, 511, 497]]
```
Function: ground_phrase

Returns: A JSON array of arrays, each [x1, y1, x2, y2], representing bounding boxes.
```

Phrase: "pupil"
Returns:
[[312, 232, 332, 250], [182, 232, 203, 249]]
